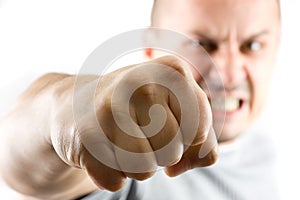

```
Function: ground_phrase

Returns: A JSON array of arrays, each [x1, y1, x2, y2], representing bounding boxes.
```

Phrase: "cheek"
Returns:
[[247, 60, 274, 115], [189, 65, 202, 82]]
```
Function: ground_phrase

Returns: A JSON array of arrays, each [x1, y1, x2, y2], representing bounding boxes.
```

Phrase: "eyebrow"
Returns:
[[190, 30, 270, 43], [245, 30, 270, 40], [190, 31, 216, 42]]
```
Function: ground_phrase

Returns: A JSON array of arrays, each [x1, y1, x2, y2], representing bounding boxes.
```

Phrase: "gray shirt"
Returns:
[[82, 131, 279, 200]]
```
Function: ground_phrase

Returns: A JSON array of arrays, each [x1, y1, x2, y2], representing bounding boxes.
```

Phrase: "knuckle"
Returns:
[[126, 172, 155, 181], [82, 153, 127, 192], [115, 134, 153, 153], [100, 98, 113, 115], [115, 146, 157, 173], [155, 55, 188, 77], [196, 98, 212, 143], [96, 99, 114, 125], [192, 132, 208, 145], [133, 83, 161, 100], [157, 154, 181, 167], [200, 149, 218, 167], [98, 177, 126, 192], [155, 135, 183, 166]]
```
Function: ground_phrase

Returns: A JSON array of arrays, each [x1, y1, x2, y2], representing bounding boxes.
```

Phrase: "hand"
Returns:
[[52, 55, 218, 191], [0, 56, 217, 199]]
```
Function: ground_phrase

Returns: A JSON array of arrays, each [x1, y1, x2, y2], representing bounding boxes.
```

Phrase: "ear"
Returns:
[[144, 48, 153, 58], [142, 28, 158, 59]]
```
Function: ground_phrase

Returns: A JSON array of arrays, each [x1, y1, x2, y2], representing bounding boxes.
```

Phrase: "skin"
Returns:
[[0, 58, 217, 199], [151, 0, 281, 142], [0, 0, 280, 199]]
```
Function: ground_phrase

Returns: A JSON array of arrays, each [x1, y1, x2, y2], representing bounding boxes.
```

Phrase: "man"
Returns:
[[0, 0, 281, 199]]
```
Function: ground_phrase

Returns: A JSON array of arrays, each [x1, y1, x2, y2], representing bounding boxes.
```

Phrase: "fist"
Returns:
[[51, 55, 218, 191]]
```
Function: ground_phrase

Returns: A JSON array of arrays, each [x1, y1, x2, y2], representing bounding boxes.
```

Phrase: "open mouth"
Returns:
[[209, 97, 244, 112]]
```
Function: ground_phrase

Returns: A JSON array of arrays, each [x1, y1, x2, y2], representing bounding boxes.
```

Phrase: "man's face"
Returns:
[[152, 0, 280, 142]]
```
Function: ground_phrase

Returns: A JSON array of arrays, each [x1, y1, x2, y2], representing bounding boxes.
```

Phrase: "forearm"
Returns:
[[0, 55, 218, 199], [0, 73, 97, 199]]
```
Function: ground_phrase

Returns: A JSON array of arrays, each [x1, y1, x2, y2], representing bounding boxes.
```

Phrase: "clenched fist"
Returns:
[[0, 55, 217, 199]]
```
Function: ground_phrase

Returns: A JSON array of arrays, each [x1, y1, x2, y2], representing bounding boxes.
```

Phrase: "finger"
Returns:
[[98, 101, 157, 180], [164, 128, 218, 177], [131, 84, 184, 167], [79, 146, 126, 192], [168, 86, 211, 146], [198, 127, 218, 159], [134, 56, 211, 147], [147, 107, 183, 167], [153, 56, 212, 146], [191, 81, 213, 145], [167, 75, 212, 147], [113, 129, 157, 180], [76, 115, 128, 191]]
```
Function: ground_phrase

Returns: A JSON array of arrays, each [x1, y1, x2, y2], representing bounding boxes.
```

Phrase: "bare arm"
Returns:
[[0, 73, 97, 199], [0, 56, 217, 199]]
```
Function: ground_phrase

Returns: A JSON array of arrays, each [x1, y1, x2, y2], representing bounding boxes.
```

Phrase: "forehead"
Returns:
[[153, 0, 279, 37]]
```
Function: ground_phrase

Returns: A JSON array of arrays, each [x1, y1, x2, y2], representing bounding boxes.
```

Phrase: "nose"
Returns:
[[208, 42, 246, 89]]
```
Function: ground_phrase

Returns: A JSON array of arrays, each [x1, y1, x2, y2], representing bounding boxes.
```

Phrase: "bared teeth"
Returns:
[[210, 97, 240, 112]]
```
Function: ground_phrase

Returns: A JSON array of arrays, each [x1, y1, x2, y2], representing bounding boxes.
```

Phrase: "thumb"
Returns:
[[164, 128, 218, 177]]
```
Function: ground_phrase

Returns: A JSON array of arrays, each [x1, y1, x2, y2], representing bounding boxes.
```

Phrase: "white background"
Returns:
[[0, 0, 299, 199]]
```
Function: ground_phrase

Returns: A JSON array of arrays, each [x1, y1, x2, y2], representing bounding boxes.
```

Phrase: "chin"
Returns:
[[213, 123, 244, 143], [217, 133, 240, 143]]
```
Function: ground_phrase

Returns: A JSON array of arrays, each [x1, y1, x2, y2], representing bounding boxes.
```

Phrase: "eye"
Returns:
[[193, 40, 218, 53], [241, 40, 262, 53]]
